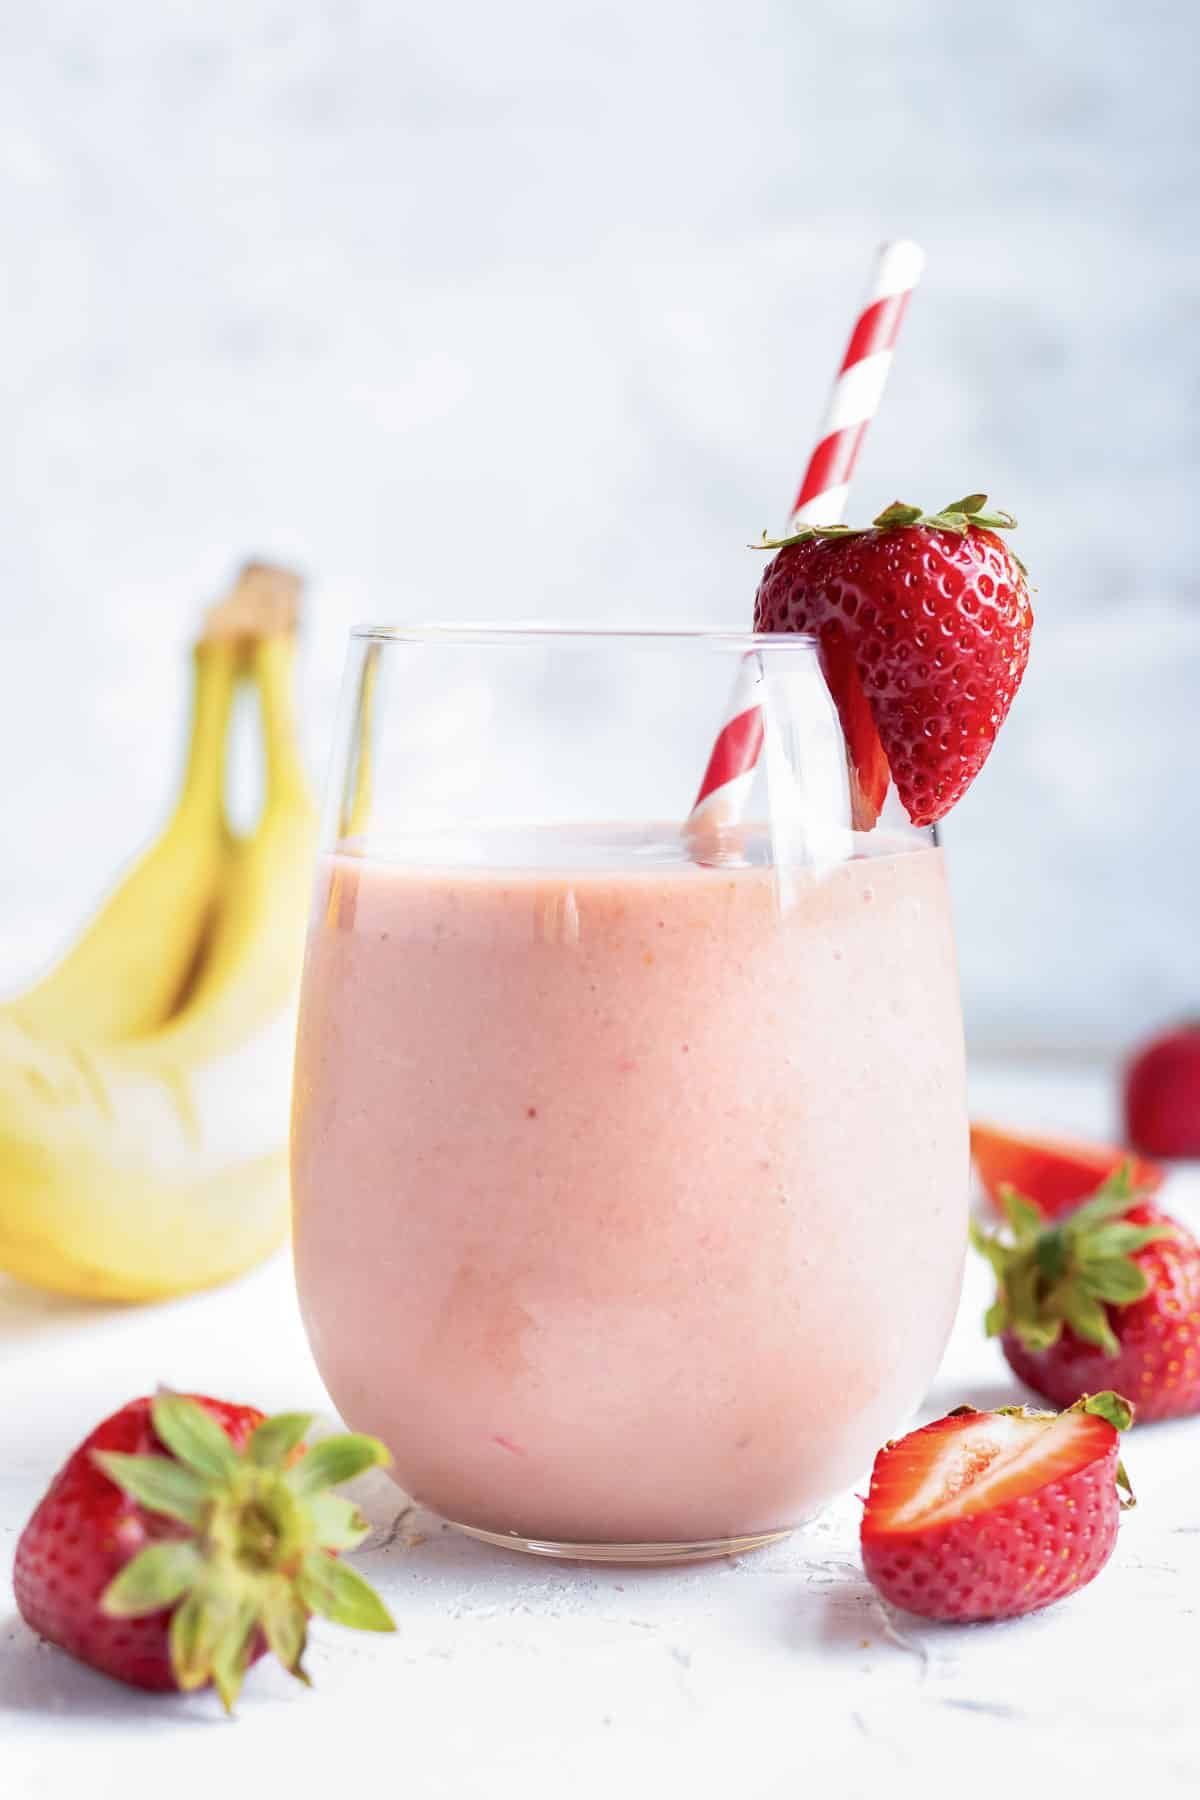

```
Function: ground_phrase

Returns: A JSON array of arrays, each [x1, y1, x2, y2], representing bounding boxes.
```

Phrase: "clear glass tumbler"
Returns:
[[291, 628, 968, 1562]]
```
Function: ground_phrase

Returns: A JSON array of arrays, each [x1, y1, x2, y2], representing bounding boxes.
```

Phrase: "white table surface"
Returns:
[[4, 1060, 1199, 1800]]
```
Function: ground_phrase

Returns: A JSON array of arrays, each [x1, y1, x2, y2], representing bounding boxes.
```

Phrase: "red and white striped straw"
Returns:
[[688, 239, 926, 828]]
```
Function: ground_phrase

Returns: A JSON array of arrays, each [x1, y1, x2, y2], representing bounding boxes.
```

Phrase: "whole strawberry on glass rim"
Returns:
[[13, 1391, 395, 1710], [971, 1165, 1200, 1422], [754, 493, 1032, 825]]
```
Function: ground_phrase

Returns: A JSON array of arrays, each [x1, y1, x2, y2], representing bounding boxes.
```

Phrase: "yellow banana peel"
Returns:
[[0, 579, 317, 1302], [4, 639, 238, 1044]]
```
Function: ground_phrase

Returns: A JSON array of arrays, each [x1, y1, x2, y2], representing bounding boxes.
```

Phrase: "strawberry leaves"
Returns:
[[970, 1165, 1174, 1359], [286, 1432, 388, 1497], [261, 1582, 311, 1680], [307, 1491, 373, 1551], [757, 491, 1019, 551], [90, 1450, 211, 1527], [245, 1411, 314, 1467], [297, 1551, 396, 1631], [1077, 1391, 1135, 1433], [102, 1541, 205, 1616], [92, 1393, 395, 1712], [152, 1389, 241, 1480]]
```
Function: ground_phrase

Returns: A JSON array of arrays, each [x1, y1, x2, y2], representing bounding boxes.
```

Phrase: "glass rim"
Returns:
[[350, 622, 820, 650]]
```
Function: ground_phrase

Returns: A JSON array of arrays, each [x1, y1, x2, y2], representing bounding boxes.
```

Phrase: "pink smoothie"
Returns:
[[292, 834, 967, 1548]]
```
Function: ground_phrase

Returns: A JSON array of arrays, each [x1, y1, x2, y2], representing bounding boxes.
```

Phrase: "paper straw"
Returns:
[[688, 240, 926, 829]]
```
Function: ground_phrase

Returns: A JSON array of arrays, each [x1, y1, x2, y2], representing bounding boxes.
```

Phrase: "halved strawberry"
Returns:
[[860, 1393, 1133, 1622], [970, 1120, 1163, 1220]]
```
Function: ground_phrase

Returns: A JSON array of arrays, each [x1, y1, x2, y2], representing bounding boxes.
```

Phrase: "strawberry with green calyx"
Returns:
[[753, 492, 1032, 826], [971, 1166, 1200, 1421], [860, 1392, 1134, 1622], [14, 1392, 396, 1711]]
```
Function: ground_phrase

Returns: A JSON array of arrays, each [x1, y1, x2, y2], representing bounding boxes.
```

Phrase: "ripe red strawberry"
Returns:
[[972, 1168, 1200, 1422], [753, 494, 1032, 826], [1124, 1022, 1200, 1158], [860, 1392, 1133, 1622], [970, 1119, 1163, 1220], [13, 1391, 395, 1709]]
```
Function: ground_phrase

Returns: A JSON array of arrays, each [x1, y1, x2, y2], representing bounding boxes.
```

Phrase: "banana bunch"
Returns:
[[0, 564, 318, 1302]]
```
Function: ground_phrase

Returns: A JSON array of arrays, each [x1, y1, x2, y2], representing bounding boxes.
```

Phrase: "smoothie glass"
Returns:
[[292, 628, 968, 1562]]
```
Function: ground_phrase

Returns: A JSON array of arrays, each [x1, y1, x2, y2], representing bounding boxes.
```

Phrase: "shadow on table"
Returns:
[[0, 1611, 228, 1724], [0, 1278, 118, 1345], [0, 1254, 289, 1349], [810, 1576, 945, 1669]]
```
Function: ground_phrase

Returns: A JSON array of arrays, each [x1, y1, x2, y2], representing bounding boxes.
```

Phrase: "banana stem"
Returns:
[[246, 636, 313, 812], [177, 642, 239, 820]]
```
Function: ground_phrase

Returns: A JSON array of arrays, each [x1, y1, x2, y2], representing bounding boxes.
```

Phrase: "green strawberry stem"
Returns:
[[94, 1393, 395, 1712], [970, 1163, 1173, 1360], [756, 491, 1018, 551]]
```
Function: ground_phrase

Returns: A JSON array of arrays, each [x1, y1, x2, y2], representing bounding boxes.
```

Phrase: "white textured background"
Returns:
[[1, 0, 1196, 1053]]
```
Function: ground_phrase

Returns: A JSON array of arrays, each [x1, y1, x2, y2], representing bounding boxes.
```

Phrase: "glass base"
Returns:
[[448, 1521, 794, 1564]]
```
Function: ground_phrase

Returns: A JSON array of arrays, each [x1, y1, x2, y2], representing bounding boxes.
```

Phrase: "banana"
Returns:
[[4, 638, 238, 1044], [0, 632, 318, 1302]]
